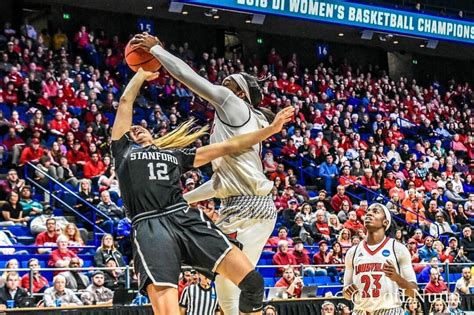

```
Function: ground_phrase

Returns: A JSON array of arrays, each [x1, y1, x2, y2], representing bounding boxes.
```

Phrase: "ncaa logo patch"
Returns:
[[382, 249, 390, 257]]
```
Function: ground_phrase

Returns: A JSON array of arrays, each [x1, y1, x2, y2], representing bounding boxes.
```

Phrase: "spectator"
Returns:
[[455, 267, 473, 295], [308, 209, 331, 242], [43, 275, 82, 307], [103, 257, 126, 290], [290, 237, 310, 266], [424, 268, 448, 294], [418, 236, 439, 262], [330, 185, 352, 212], [19, 137, 44, 166], [444, 181, 467, 204], [428, 298, 447, 315], [267, 226, 294, 248], [447, 293, 464, 314], [20, 258, 49, 294], [343, 211, 365, 236], [83, 152, 106, 180], [319, 154, 339, 194], [48, 235, 82, 274], [19, 185, 43, 216], [312, 240, 331, 276], [62, 223, 85, 251], [0, 259, 19, 285], [81, 270, 114, 306], [178, 268, 195, 299], [94, 233, 126, 268], [418, 257, 441, 284], [460, 226, 474, 261], [290, 214, 312, 243], [1, 191, 28, 226], [59, 257, 89, 291], [0, 273, 29, 308], [321, 301, 336, 315], [35, 217, 59, 253], [272, 240, 297, 276], [274, 266, 303, 298], [0, 169, 25, 199], [97, 190, 124, 224], [263, 305, 278, 315], [74, 179, 100, 221], [429, 211, 455, 238]]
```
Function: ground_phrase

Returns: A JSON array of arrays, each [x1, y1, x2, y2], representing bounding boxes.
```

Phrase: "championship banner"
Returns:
[[177, 0, 474, 44]]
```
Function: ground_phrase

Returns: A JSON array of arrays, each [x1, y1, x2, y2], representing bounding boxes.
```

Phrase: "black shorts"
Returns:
[[132, 207, 233, 294]]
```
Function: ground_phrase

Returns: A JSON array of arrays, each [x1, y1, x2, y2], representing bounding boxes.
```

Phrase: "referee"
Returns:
[[179, 273, 220, 315]]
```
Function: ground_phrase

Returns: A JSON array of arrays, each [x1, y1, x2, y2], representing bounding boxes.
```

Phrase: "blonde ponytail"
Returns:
[[152, 119, 209, 149]]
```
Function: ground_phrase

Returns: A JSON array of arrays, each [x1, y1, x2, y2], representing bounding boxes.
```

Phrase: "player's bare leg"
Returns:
[[147, 284, 180, 315], [216, 246, 264, 315]]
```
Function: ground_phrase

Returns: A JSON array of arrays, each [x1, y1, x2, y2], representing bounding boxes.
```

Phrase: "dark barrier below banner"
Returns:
[[5, 294, 474, 315]]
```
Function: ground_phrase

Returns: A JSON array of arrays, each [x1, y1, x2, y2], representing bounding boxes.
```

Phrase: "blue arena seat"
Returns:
[[257, 267, 277, 278], [264, 277, 275, 287]]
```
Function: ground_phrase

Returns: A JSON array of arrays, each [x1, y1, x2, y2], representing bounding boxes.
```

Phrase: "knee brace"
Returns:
[[238, 270, 264, 313]]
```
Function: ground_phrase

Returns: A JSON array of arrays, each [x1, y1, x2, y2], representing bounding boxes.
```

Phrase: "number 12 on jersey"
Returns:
[[147, 162, 169, 180], [360, 274, 382, 298]]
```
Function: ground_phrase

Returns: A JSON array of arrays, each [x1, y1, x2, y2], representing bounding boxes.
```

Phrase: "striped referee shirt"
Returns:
[[179, 283, 219, 315]]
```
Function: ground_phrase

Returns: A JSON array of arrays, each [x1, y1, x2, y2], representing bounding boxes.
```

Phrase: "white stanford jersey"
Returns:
[[344, 237, 417, 313]]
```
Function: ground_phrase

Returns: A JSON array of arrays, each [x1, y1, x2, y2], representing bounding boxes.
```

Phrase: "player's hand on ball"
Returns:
[[343, 284, 358, 300], [137, 67, 160, 81], [383, 259, 398, 281], [131, 33, 162, 52], [271, 106, 294, 132]]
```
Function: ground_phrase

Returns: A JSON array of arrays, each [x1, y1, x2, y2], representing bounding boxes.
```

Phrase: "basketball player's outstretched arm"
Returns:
[[193, 107, 294, 168], [131, 34, 232, 108], [111, 68, 158, 140]]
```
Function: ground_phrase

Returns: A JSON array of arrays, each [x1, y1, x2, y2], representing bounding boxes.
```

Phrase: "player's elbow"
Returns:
[[119, 96, 129, 105]]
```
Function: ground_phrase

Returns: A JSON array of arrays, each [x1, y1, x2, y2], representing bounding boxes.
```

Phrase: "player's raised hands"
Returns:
[[131, 32, 162, 52], [136, 67, 160, 81], [270, 106, 295, 133]]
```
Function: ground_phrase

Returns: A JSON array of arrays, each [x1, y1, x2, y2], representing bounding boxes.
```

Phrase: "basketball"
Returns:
[[124, 40, 161, 72]]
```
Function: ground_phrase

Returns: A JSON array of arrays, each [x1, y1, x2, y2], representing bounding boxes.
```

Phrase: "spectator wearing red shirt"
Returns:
[[48, 235, 82, 275], [49, 111, 70, 137], [343, 211, 366, 236], [35, 217, 59, 254], [19, 138, 44, 166], [330, 185, 352, 212], [177, 268, 196, 299], [281, 138, 298, 161], [66, 140, 88, 169], [274, 266, 302, 298], [267, 226, 294, 248], [360, 168, 380, 191], [309, 209, 331, 242], [83, 152, 105, 180], [3, 82, 18, 106], [383, 171, 397, 191], [312, 240, 331, 276], [272, 240, 297, 276], [21, 258, 49, 293], [290, 238, 310, 265], [424, 268, 449, 294], [268, 164, 287, 183]]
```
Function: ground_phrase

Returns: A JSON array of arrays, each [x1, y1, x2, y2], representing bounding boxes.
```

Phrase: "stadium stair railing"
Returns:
[[24, 162, 112, 246]]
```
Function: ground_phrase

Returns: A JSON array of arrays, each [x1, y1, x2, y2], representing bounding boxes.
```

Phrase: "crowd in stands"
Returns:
[[0, 15, 472, 312]]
